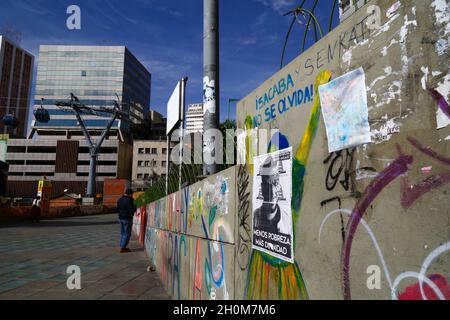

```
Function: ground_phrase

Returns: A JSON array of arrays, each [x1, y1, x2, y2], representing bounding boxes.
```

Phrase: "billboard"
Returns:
[[167, 81, 181, 135]]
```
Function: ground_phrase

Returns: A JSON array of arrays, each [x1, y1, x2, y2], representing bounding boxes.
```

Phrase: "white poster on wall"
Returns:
[[318, 67, 372, 153], [252, 147, 293, 263]]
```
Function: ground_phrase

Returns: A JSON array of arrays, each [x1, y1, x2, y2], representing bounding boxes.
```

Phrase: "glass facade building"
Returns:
[[31, 45, 151, 134], [0, 35, 34, 138]]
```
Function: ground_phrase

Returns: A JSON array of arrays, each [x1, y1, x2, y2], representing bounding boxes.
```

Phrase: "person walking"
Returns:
[[117, 188, 136, 253], [30, 196, 42, 224]]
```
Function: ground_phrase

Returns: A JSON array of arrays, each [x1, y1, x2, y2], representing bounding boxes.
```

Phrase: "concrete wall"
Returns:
[[142, 166, 236, 300], [139, 0, 450, 300]]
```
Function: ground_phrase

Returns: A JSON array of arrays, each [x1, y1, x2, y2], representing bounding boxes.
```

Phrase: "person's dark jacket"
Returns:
[[117, 195, 136, 220]]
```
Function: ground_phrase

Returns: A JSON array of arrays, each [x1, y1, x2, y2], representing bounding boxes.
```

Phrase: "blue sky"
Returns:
[[0, 0, 338, 127]]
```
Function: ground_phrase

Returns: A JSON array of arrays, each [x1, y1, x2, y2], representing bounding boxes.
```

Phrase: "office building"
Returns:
[[132, 139, 175, 192], [185, 103, 204, 133], [6, 137, 132, 198], [0, 35, 34, 138], [5, 45, 151, 198], [29, 45, 151, 140]]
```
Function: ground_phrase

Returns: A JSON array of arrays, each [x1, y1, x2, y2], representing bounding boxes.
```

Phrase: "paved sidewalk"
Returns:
[[0, 214, 170, 300]]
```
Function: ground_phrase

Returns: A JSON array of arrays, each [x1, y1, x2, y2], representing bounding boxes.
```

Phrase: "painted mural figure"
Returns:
[[246, 70, 332, 300]]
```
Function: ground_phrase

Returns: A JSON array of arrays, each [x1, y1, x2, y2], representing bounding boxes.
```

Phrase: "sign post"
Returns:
[[166, 78, 188, 196]]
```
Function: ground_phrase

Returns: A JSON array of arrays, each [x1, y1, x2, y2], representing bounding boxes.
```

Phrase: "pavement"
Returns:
[[0, 214, 170, 300]]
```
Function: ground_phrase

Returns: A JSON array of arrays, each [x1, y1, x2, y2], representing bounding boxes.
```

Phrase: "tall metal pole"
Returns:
[[203, 0, 220, 176], [87, 155, 97, 197]]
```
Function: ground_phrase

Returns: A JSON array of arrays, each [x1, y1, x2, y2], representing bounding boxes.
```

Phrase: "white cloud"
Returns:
[[237, 37, 258, 46], [252, 12, 269, 28], [254, 0, 298, 14]]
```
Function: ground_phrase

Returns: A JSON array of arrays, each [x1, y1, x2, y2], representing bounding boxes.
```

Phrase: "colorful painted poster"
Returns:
[[252, 147, 293, 263], [318, 67, 371, 153]]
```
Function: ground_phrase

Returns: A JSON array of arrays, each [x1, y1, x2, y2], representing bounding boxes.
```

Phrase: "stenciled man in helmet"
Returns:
[[253, 155, 285, 234]]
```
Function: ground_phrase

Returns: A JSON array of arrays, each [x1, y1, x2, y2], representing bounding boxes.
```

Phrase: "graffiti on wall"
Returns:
[[237, 165, 252, 271], [145, 228, 191, 300], [320, 209, 450, 300], [319, 136, 450, 300], [188, 186, 202, 229], [245, 70, 332, 300], [201, 176, 232, 300], [180, 187, 189, 233], [323, 148, 356, 193], [144, 173, 234, 301], [203, 177, 230, 227], [141, 1, 450, 301]]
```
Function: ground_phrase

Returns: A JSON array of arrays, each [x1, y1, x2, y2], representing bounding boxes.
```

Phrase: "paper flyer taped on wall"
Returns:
[[318, 67, 372, 153], [252, 148, 294, 263]]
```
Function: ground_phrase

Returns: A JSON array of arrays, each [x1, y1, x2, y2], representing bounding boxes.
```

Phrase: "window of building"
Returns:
[[97, 173, 116, 177], [152, 148, 157, 154], [76, 173, 89, 177], [144, 174, 149, 179], [7, 146, 26, 153], [7, 160, 25, 165], [145, 148, 150, 154], [138, 148, 144, 154], [25, 172, 55, 177], [162, 161, 167, 167], [26, 160, 55, 166], [145, 161, 150, 167], [162, 148, 167, 155], [27, 146, 56, 153], [100, 147, 118, 154], [138, 161, 143, 167], [81, 70, 87, 77], [137, 174, 143, 179], [9, 172, 24, 176], [97, 161, 117, 166]]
